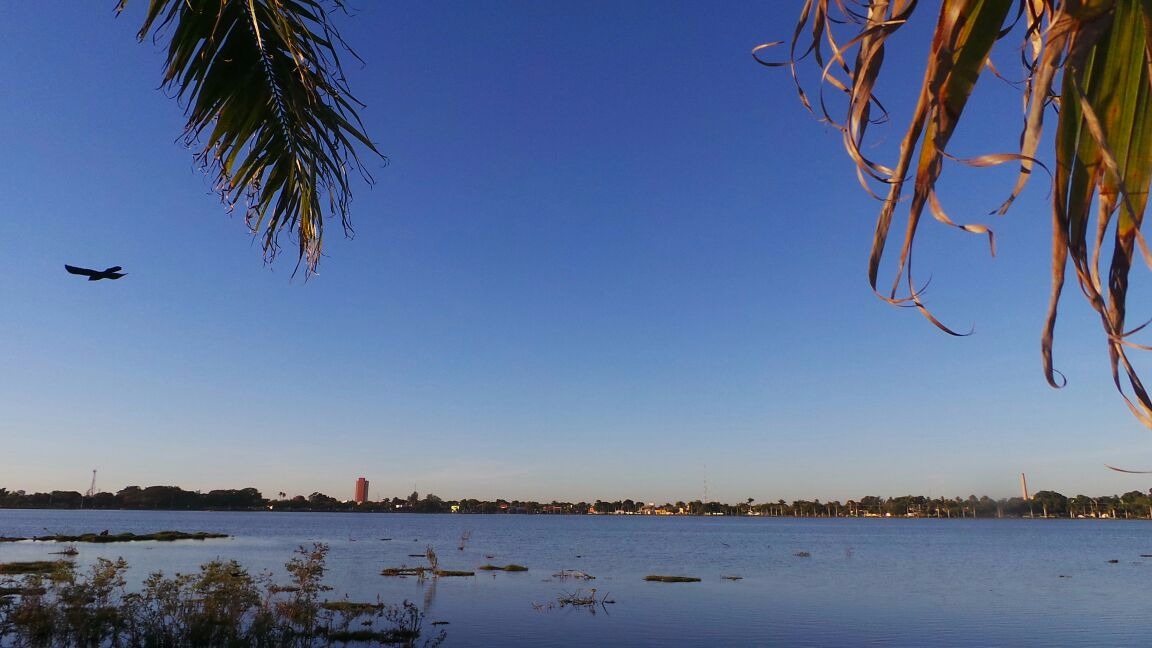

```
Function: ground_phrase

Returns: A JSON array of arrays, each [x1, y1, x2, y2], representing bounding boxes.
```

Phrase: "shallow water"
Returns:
[[2, 510, 1150, 646]]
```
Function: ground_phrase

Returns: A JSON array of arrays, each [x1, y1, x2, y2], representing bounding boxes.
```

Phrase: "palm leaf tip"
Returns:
[[1106, 465, 1152, 474], [123, 0, 385, 275]]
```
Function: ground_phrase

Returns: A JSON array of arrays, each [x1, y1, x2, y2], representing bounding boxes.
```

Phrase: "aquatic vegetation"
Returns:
[[14, 530, 229, 543], [0, 561, 71, 575], [381, 567, 475, 578], [381, 567, 428, 578], [320, 600, 385, 615], [552, 570, 595, 581], [382, 547, 475, 579], [721, 575, 744, 581], [0, 544, 444, 646], [643, 575, 701, 583], [558, 589, 601, 607], [477, 564, 528, 572], [533, 588, 614, 614], [794, 551, 811, 558], [0, 586, 41, 598]]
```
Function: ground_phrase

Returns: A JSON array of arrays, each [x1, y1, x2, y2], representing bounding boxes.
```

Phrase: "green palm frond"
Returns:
[[117, 0, 384, 274], [760, 0, 1152, 426]]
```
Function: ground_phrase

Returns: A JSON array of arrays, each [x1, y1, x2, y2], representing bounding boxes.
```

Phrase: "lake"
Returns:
[[2, 510, 1150, 646]]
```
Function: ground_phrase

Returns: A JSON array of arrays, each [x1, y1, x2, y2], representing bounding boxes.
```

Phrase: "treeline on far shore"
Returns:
[[3, 486, 1152, 519]]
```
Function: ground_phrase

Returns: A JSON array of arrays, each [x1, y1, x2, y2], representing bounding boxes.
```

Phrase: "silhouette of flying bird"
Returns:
[[65, 264, 126, 281]]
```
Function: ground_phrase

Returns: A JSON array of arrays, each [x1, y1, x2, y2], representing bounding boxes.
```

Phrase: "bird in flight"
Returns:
[[65, 264, 127, 281]]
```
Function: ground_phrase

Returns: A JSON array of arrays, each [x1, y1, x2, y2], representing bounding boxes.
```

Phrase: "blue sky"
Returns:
[[1, 2, 1148, 504]]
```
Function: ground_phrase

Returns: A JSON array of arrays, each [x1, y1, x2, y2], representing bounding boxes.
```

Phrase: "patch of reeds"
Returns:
[[320, 601, 385, 615], [382, 545, 474, 578], [0, 545, 444, 647], [552, 570, 595, 581], [380, 567, 427, 577], [558, 589, 600, 607], [26, 531, 228, 543], [0, 586, 45, 597], [0, 561, 72, 575], [721, 575, 744, 581], [477, 564, 528, 572], [643, 575, 701, 583], [380, 566, 474, 578], [532, 588, 614, 613]]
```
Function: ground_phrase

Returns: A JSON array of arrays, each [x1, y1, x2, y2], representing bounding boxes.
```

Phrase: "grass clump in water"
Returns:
[[0, 544, 444, 647], [320, 601, 384, 615], [0, 561, 71, 575], [553, 570, 595, 581], [477, 564, 528, 572], [30, 531, 228, 543], [643, 575, 701, 583], [384, 545, 475, 578], [380, 567, 426, 577]]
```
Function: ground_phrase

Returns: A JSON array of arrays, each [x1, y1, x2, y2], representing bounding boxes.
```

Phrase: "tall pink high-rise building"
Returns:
[[354, 477, 369, 504]]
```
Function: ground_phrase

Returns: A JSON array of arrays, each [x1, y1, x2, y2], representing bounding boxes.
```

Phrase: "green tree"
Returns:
[[415, 494, 446, 513], [858, 495, 884, 516], [1032, 490, 1069, 517], [307, 492, 340, 509], [763, 1, 1152, 428], [113, 0, 382, 274], [1118, 489, 1151, 518]]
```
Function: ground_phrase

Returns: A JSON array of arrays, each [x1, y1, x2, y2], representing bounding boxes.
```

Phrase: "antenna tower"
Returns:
[[86, 469, 97, 498]]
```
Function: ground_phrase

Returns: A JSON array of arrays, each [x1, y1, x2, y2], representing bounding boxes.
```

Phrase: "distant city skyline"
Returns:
[[5, 480, 1147, 515], [0, 471, 1138, 508], [3, 3, 1151, 503]]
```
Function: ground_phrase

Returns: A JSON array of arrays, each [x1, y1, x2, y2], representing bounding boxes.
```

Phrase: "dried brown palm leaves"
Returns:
[[117, 0, 384, 275], [758, 0, 1152, 430]]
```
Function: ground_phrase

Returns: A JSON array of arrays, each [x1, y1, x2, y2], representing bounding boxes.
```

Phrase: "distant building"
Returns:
[[354, 477, 369, 504]]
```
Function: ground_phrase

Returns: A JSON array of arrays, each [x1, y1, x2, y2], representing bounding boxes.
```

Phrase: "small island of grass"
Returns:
[[320, 601, 385, 615], [644, 575, 701, 583], [434, 570, 475, 577], [381, 567, 426, 577], [477, 564, 528, 572], [26, 531, 229, 543], [380, 567, 475, 578], [0, 560, 73, 575]]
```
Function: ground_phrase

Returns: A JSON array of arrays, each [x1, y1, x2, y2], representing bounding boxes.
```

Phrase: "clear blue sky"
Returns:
[[1, 2, 1147, 504]]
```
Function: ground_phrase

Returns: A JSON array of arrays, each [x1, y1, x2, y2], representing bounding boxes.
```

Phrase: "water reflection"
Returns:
[[422, 572, 438, 612]]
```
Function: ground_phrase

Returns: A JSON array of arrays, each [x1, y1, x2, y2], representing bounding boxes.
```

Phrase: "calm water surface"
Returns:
[[2, 510, 1150, 646]]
